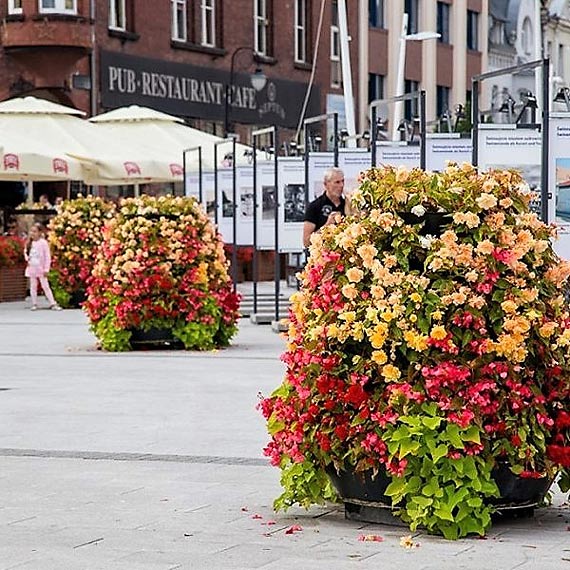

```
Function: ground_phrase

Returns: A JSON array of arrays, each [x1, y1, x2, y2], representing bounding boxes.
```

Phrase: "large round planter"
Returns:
[[128, 327, 184, 350], [327, 463, 553, 525]]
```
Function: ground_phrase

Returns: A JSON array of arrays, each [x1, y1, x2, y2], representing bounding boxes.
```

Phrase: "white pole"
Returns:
[[392, 13, 409, 142], [535, 0, 543, 109], [338, 0, 357, 147]]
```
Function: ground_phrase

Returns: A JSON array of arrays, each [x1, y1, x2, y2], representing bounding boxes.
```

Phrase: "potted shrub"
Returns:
[[260, 164, 570, 539], [0, 235, 26, 301], [48, 195, 115, 308], [84, 195, 240, 351]]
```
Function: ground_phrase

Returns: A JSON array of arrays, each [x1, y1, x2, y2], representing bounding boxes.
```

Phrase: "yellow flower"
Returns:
[[339, 311, 356, 323], [371, 350, 388, 366], [432, 310, 443, 320], [382, 364, 401, 381], [369, 323, 389, 348], [501, 300, 517, 314], [404, 330, 428, 351], [410, 292, 422, 303], [346, 267, 364, 283], [539, 322, 557, 338], [476, 193, 498, 210], [430, 325, 447, 340]]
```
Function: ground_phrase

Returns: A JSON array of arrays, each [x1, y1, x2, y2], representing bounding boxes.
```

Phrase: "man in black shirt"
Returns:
[[303, 167, 345, 248]]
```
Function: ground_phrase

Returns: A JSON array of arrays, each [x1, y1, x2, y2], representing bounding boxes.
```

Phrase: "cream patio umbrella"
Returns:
[[89, 105, 255, 171], [0, 97, 186, 186]]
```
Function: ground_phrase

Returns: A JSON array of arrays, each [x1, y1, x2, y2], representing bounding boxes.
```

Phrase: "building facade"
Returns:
[[0, 0, 489, 144]]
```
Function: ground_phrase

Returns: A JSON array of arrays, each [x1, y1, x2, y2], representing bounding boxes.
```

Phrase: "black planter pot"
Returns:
[[68, 289, 86, 308], [327, 463, 554, 525], [491, 462, 553, 509], [399, 211, 452, 237], [128, 327, 184, 350]]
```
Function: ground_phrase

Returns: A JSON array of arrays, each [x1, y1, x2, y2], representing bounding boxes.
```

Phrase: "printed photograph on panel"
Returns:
[[284, 184, 306, 223]]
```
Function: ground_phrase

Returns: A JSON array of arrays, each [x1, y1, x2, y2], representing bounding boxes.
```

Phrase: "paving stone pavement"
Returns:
[[1, 300, 569, 570]]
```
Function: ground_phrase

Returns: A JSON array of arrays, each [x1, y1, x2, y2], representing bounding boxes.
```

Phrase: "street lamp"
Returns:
[[224, 46, 267, 137], [392, 14, 440, 141]]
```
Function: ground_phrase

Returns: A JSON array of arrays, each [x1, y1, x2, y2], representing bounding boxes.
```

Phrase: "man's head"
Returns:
[[323, 168, 344, 201]]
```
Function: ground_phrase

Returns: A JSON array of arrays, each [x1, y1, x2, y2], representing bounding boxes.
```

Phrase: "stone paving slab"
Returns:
[[1, 303, 570, 569]]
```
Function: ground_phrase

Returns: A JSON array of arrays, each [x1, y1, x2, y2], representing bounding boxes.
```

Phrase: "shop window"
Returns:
[[39, 0, 77, 14], [467, 10, 479, 50], [437, 2, 450, 44], [331, 0, 341, 87], [295, 0, 307, 63], [201, 0, 216, 47], [172, 0, 187, 41], [8, 0, 22, 15], [254, 0, 273, 56], [109, 0, 126, 30], [369, 0, 384, 29], [404, 0, 418, 34]]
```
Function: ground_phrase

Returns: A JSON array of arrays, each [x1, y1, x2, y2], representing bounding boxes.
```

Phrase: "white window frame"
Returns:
[[39, 0, 77, 14], [109, 0, 126, 31], [294, 0, 306, 63], [171, 0, 187, 42], [254, 0, 268, 55], [201, 0, 216, 47], [8, 0, 23, 15], [330, 23, 341, 88]]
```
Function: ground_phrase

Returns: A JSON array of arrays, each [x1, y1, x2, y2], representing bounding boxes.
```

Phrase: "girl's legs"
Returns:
[[29, 276, 38, 307], [38, 275, 57, 306]]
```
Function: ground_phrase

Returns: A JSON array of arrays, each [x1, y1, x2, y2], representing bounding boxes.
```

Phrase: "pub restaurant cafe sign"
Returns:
[[100, 50, 318, 128]]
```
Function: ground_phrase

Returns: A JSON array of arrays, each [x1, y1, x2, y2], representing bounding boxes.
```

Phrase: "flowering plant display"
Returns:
[[0, 235, 25, 268], [84, 195, 240, 351], [260, 164, 570, 539], [48, 196, 115, 307]]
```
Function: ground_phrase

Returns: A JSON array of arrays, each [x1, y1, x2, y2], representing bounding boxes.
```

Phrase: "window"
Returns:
[[368, 74, 384, 103], [404, 79, 419, 121], [437, 2, 450, 44], [201, 0, 216, 47], [369, 0, 384, 29], [295, 0, 307, 62], [467, 10, 479, 50], [559, 44, 565, 77], [109, 0, 126, 30], [331, 0, 341, 87], [521, 17, 532, 56], [8, 0, 22, 14], [39, 0, 76, 13], [404, 0, 418, 34], [437, 85, 450, 118], [171, 0, 187, 41], [254, 0, 269, 55]]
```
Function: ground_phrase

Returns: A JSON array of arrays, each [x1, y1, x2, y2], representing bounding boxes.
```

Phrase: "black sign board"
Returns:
[[99, 50, 320, 128]]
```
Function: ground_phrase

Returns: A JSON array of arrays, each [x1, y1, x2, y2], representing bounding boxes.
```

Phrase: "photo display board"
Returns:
[[185, 172, 199, 199], [216, 167, 234, 243], [256, 161, 276, 250], [477, 124, 542, 216], [236, 166, 254, 246], [308, 152, 335, 200], [203, 172, 215, 219], [549, 113, 570, 259], [376, 142, 421, 168], [278, 157, 305, 252], [426, 134, 473, 172], [338, 149, 372, 195]]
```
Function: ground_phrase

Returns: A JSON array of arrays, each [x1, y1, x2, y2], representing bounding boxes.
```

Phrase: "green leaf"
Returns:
[[412, 496, 433, 508], [422, 417, 442, 430], [461, 426, 481, 444], [445, 424, 464, 449], [399, 438, 421, 458], [385, 477, 407, 498], [432, 444, 449, 463]]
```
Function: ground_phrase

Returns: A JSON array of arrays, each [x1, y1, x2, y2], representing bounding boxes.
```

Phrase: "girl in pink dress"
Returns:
[[24, 224, 61, 311]]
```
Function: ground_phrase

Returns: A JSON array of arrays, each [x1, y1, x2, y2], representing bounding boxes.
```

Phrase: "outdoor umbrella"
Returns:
[[89, 105, 255, 171]]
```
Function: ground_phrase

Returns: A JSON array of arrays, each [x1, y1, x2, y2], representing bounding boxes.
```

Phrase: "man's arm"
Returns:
[[303, 221, 316, 248]]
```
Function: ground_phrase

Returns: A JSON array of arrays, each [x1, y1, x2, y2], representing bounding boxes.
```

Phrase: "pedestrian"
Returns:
[[24, 223, 61, 311], [303, 167, 346, 248]]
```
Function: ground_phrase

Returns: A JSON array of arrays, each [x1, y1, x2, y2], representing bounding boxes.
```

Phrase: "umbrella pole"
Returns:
[[27, 181, 34, 207], [134, 183, 140, 198]]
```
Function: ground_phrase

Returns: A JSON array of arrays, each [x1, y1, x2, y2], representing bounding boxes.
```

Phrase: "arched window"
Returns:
[[521, 17, 533, 56]]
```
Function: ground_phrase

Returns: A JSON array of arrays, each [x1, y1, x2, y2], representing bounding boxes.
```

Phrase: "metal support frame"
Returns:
[[472, 58, 550, 223], [182, 146, 203, 203], [369, 90, 427, 168], [302, 113, 339, 214], [214, 136, 238, 290]]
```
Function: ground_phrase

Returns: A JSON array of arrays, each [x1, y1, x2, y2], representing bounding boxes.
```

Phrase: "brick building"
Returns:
[[0, 1, 490, 146]]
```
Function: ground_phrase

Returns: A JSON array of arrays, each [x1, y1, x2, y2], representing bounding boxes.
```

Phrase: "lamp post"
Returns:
[[392, 14, 440, 141], [224, 46, 267, 137]]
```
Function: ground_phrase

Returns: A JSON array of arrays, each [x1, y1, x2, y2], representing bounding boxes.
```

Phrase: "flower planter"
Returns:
[[327, 464, 554, 525], [0, 264, 27, 302], [128, 327, 184, 350]]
